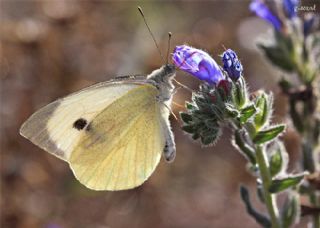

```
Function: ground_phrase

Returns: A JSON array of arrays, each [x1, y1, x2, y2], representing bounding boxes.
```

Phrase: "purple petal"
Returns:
[[250, 0, 282, 31], [172, 45, 223, 85], [283, 0, 299, 19]]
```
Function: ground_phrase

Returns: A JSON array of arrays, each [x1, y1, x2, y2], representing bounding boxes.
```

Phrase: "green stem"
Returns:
[[309, 183, 320, 228], [302, 125, 320, 227], [312, 211, 320, 228], [256, 145, 281, 228]]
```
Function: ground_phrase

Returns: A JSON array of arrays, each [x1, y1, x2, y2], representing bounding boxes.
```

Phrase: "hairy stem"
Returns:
[[256, 145, 281, 228]]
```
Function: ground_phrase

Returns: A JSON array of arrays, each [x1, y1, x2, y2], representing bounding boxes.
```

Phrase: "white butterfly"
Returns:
[[20, 64, 177, 191]]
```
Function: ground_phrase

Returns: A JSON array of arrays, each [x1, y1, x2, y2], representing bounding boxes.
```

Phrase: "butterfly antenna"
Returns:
[[138, 6, 165, 64], [166, 32, 172, 64]]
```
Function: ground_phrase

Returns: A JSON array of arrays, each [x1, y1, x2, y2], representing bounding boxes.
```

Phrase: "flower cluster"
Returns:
[[173, 44, 305, 228], [250, 0, 319, 82], [249, 0, 300, 31], [250, 1, 320, 227]]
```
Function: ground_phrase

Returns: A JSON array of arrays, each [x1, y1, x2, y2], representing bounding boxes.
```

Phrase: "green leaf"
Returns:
[[240, 185, 271, 227], [182, 125, 194, 134], [281, 193, 300, 228], [180, 112, 193, 123], [289, 98, 304, 133], [200, 134, 216, 145], [200, 127, 220, 146], [239, 104, 256, 124], [269, 174, 305, 193], [234, 130, 256, 164], [204, 119, 218, 129], [253, 125, 285, 144], [192, 133, 200, 140], [278, 77, 292, 93], [258, 43, 295, 72], [254, 92, 273, 130], [302, 142, 315, 173]]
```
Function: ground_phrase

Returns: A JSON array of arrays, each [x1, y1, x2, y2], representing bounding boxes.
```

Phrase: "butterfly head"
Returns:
[[148, 64, 176, 83], [162, 64, 176, 78]]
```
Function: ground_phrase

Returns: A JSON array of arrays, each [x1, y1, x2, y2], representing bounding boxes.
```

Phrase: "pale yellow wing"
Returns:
[[20, 80, 148, 161], [69, 85, 165, 191]]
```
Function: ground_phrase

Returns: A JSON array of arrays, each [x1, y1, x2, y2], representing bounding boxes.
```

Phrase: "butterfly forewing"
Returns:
[[20, 81, 148, 161]]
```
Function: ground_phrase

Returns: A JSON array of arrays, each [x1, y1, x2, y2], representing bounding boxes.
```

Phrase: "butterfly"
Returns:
[[20, 64, 177, 191]]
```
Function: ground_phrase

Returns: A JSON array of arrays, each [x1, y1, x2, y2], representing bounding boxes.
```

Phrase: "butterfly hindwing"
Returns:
[[69, 85, 165, 190], [20, 81, 166, 190]]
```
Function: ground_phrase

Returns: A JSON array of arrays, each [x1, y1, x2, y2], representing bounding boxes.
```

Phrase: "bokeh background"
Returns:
[[0, 1, 310, 227]]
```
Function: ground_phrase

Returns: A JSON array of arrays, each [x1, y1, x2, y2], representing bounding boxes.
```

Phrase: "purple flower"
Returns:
[[222, 49, 243, 81], [250, 0, 282, 31], [283, 0, 299, 19], [172, 45, 223, 85], [303, 16, 316, 37]]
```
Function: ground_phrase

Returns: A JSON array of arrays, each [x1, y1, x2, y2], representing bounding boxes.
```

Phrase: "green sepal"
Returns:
[[281, 193, 300, 228], [180, 112, 193, 124], [254, 92, 273, 130], [270, 156, 281, 178], [225, 103, 239, 118], [253, 125, 285, 144], [232, 77, 248, 109], [240, 185, 271, 228], [186, 102, 197, 111], [269, 141, 288, 177], [269, 173, 305, 193], [239, 104, 256, 124]]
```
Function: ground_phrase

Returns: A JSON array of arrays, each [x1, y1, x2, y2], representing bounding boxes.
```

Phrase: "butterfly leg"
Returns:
[[161, 118, 176, 162]]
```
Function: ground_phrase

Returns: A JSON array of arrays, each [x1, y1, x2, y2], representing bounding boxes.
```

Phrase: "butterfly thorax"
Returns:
[[147, 64, 176, 104]]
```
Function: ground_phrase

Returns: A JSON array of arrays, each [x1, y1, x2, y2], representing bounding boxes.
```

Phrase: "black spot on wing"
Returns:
[[73, 118, 88, 130]]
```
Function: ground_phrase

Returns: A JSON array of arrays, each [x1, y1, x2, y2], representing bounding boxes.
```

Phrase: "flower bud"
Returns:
[[222, 49, 243, 81], [172, 45, 224, 85]]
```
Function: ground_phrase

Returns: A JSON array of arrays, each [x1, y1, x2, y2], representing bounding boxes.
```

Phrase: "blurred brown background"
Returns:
[[0, 1, 307, 228]]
